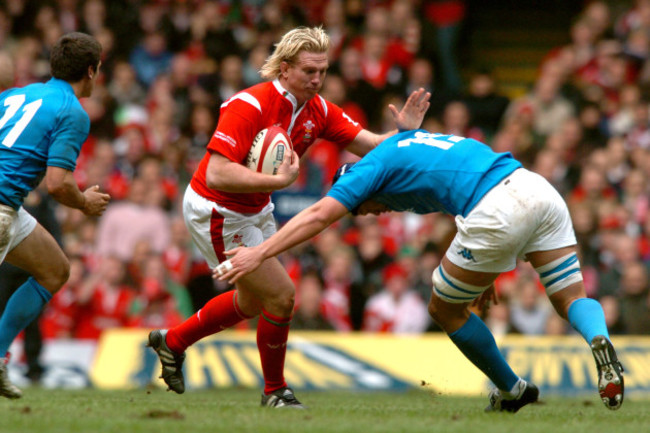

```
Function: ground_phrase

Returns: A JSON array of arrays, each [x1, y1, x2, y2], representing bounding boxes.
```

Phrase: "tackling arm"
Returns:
[[217, 197, 349, 283]]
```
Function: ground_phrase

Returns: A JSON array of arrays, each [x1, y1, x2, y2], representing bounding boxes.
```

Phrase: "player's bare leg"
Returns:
[[5, 223, 69, 293], [0, 224, 68, 399]]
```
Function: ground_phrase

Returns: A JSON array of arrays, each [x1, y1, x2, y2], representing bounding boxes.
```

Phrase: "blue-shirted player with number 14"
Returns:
[[217, 129, 624, 413], [0, 32, 110, 399]]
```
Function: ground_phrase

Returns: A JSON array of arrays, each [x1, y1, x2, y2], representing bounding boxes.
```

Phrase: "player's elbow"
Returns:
[[44, 166, 70, 198], [45, 178, 66, 198], [206, 165, 237, 191], [205, 171, 221, 190], [304, 203, 338, 229]]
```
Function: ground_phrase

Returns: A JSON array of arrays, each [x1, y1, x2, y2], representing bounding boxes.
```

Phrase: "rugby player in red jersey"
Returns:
[[148, 26, 430, 408]]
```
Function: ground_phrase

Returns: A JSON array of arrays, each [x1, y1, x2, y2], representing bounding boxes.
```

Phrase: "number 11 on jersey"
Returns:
[[0, 94, 43, 148]]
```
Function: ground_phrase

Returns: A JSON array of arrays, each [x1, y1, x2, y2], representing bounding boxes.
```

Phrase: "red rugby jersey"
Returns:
[[190, 80, 363, 213]]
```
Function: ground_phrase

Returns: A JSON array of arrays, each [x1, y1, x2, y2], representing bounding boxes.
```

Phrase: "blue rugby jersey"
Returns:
[[327, 130, 522, 217], [0, 78, 89, 209]]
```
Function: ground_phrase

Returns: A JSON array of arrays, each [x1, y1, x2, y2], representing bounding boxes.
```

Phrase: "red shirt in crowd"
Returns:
[[74, 283, 135, 340]]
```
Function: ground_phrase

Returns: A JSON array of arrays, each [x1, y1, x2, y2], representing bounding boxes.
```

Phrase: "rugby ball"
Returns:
[[245, 126, 293, 175]]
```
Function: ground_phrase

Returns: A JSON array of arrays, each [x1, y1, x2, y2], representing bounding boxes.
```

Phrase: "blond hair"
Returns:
[[259, 26, 330, 80]]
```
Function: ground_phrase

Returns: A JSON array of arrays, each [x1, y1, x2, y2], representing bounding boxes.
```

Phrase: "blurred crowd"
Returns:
[[0, 0, 649, 353]]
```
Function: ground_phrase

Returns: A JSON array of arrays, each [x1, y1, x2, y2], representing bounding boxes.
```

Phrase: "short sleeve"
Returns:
[[320, 100, 363, 148], [47, 106, 90, 171], [326, 155, 383, 211], [207, 100, 261, 163]]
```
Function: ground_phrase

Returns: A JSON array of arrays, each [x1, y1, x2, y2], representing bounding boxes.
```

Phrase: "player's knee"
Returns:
[[266, 289, 295, 317], [37, 256, 70, 293], [427, 297, 441, 323], [534, 252, 583, 297]]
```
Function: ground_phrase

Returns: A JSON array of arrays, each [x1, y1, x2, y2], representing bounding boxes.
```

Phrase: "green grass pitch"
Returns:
[[0, 388, 645, 433]]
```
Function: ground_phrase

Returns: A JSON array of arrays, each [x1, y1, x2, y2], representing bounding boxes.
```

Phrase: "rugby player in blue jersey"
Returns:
[[0, 32, 110, 398], [216, 130, 624, 412]]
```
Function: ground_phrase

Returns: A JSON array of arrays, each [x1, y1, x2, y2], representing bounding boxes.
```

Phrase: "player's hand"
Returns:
[[390, 87, 431, 131], [472, 284, 498, 311], [275, 149, 299, 189], [213, 246, 264, 284], [81, 185, 110, 216]]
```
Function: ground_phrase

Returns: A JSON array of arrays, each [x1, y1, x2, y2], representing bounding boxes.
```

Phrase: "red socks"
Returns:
[[165, 292, 292, 395], [257, 310, 291, 394], [166, 290, 251, 354]]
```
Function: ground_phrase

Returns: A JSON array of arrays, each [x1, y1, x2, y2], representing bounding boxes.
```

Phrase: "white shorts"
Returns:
[[446, 168, 576, 273], [182, 185, 277, 269], [0, 204, 37, 264]]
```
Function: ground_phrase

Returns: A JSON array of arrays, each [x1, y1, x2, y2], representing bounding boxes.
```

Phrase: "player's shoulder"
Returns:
[[221, 81, 275, 114], [308, 94, 339, 117]]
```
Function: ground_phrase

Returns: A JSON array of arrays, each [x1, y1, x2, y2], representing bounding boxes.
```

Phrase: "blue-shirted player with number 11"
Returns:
[[0, 32, 110, 399], [217, 129, 624, 413]]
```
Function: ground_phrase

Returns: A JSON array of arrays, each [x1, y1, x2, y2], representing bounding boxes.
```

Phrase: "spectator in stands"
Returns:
[[532, 148, 570, 195], [74, 256, 135, 340], [607, 84, 642, 136], [0, 51, 13, 90], [337, 47, 383, 128], [504, 75, 575, 142], [130, 254, 189, 329], [402, 57, 456, 122], [217, 55, 245, 105], [462, 69, 510, 139], [292, 270, 332, 331], [321, 246, 358, 332], [509, 277, 552, 335], [350, 219, 393, 329], [421, 0, 466, 94], [625, 99, 650, 151], [570, 202, 600, 270], [568, 163, 618, 211], [362, 263, 430, 333], [108, 60, 147, 108], [113, 124, 149, 180], [599, 233, 645, 298], [440, 101, 485, 142], [163, 217, 193, 288], [322, 0, 349, 61], [242, 46, 269, 87], [483, 298, 516, 337], [617, 261, 650, 334], [168, 53, 195, 131], [95, 178, 171, 262], [130, 30, 173, 87]]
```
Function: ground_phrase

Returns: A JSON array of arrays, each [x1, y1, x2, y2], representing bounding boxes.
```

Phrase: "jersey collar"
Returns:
[[48, 77, 75, 94], [272, 79, 299, 109]]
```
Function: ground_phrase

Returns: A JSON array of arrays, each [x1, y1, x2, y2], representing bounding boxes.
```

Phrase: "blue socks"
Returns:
[[449, 312, 519, 392], [568, 298, 609, 343], [448, 299, 609, 393], [0, 277, 52, 357]]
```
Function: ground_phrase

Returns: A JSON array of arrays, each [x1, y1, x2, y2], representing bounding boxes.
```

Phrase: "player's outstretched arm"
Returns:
[[345, 88, 431, 157], [205, 150, 299, 193], [390, 87, 431, 131], [216, 197, 349, 283], [45, 166, 110, 216]]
